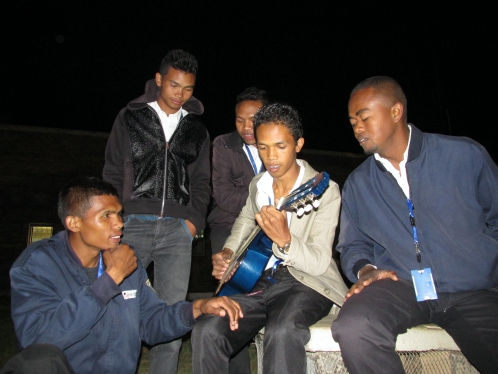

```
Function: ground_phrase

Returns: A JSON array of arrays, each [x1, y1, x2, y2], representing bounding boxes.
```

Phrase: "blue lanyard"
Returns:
[[244, 144, 263, 175], [406, 198, 421, 265], [267, 259, 283, 283], [97, 252, 105, 278]]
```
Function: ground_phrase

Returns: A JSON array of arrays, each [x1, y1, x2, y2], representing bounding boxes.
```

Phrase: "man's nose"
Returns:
[[354, 123, 364, 134], [267, 147, 277, 159], [115, 217, 124, 230]]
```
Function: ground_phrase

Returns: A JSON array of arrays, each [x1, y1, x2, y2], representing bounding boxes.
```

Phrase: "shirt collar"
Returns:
[[256, 160, 305, 209]]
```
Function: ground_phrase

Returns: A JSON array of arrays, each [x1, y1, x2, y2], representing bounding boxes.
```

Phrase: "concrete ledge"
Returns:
[[259, 306, 460, 352], [304, 313, 460, 352]]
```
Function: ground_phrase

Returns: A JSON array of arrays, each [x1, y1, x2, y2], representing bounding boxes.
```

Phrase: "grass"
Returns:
[[0, 296, 258, 373], [137, 335, 258, 374]]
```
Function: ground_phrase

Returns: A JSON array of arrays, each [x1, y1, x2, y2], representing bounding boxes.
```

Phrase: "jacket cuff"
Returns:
[[353, 259, 374, 280], [189, 214, 205, 234], [90, 272, 122, 305], [179, 302, 196, 327]]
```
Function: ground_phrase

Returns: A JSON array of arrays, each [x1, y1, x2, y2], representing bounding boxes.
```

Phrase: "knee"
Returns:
[[265, 319, 310, 345], [192, 315, 229, 347], [332, 302, 376, 344], [1, 344, 74, 374]]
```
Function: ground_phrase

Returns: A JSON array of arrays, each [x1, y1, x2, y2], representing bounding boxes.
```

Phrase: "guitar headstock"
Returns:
[[276, 172, 330, 216]]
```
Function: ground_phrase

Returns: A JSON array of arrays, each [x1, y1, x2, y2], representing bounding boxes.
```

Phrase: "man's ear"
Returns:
[[295, 137, 305, 153], [155, 72, 162, 87], [65, 215, 81, 233], [392, 102, 404, 123]]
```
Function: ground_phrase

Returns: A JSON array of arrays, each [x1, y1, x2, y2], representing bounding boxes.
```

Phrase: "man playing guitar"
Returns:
[[191, 103, 347, 374]]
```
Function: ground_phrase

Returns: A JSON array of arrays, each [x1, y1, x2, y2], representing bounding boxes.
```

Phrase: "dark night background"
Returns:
[[1, 2, 497, 160]]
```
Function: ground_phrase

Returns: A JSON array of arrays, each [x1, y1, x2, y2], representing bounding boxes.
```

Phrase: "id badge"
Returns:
[[411, 268, 438, 302]]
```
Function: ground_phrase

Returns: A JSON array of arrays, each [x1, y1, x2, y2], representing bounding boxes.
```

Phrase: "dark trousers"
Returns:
[[0, 344, 74, 374], [192, 269, 333, 374], [209, 224, 252, 373], [332, 278, 498, 374]]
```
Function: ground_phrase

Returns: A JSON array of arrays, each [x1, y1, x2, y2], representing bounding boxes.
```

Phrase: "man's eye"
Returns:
[[361, 117, 369, 121]]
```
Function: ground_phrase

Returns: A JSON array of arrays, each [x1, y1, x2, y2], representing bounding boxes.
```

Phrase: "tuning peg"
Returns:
[[304, 204, 312, 212], [297, 207, 305, 217], [312, 200, 320, 208]]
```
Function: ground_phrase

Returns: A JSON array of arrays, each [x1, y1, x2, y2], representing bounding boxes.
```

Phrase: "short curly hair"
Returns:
[[159, 49, 198, 76], [253, 102, 303, 143]]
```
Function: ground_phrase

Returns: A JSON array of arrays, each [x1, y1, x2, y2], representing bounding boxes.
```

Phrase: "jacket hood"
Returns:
[[127, 78, 204, 115]]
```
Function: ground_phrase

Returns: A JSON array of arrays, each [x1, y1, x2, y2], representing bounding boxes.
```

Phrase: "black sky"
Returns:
[[2, 2, 497, 160]]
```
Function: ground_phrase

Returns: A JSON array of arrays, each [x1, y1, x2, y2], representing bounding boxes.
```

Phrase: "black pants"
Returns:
[[210, 225, 252, 374], [0, 344, 74, 374], [332, 278, 498, 374], [192, 269, 333, 374]]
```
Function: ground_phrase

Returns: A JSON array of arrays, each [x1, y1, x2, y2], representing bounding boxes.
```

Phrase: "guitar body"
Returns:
[[214, 171, 330, 297], [218, 230, 273, 297]]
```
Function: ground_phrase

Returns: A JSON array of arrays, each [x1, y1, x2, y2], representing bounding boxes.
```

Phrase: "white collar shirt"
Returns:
[[374, 125, 412, 198], [148, 101, 188, 142], [256, 160, 305, 269]]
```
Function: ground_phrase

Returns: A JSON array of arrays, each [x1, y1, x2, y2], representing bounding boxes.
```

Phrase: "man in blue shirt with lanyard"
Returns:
[[9, 177, 242, 374], [332, 76, 498, 373]]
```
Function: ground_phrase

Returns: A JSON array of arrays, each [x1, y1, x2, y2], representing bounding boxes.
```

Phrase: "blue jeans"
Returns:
[[123, 215, 193, 374]]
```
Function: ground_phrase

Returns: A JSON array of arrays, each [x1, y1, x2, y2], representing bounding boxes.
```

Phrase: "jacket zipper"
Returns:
[[159, 112, 185, 217]]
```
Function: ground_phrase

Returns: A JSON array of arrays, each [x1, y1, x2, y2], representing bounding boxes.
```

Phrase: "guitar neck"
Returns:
[[232, 225, 262, 261]]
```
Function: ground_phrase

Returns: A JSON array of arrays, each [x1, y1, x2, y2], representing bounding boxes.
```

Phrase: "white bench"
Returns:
[[254, 306, 478, 374]]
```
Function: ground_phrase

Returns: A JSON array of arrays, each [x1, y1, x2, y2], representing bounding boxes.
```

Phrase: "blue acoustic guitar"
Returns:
[[214, 172, 330, 297]]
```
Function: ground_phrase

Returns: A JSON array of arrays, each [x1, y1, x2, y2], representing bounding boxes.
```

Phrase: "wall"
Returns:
[[0, 124, 365, 291]]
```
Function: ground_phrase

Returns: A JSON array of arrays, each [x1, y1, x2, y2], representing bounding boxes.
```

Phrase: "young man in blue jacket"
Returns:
[[332, 76, 498, 373], [10, 177, 242, 374]]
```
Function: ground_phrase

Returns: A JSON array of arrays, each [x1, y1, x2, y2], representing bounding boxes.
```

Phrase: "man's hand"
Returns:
[[192, 296, 243, 331], [185, 220, 197, 238], [212, 248, 233, 281], [103, 243, 138, 285], [345, 266, 398, 301], [255, 205, 291, 248]]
